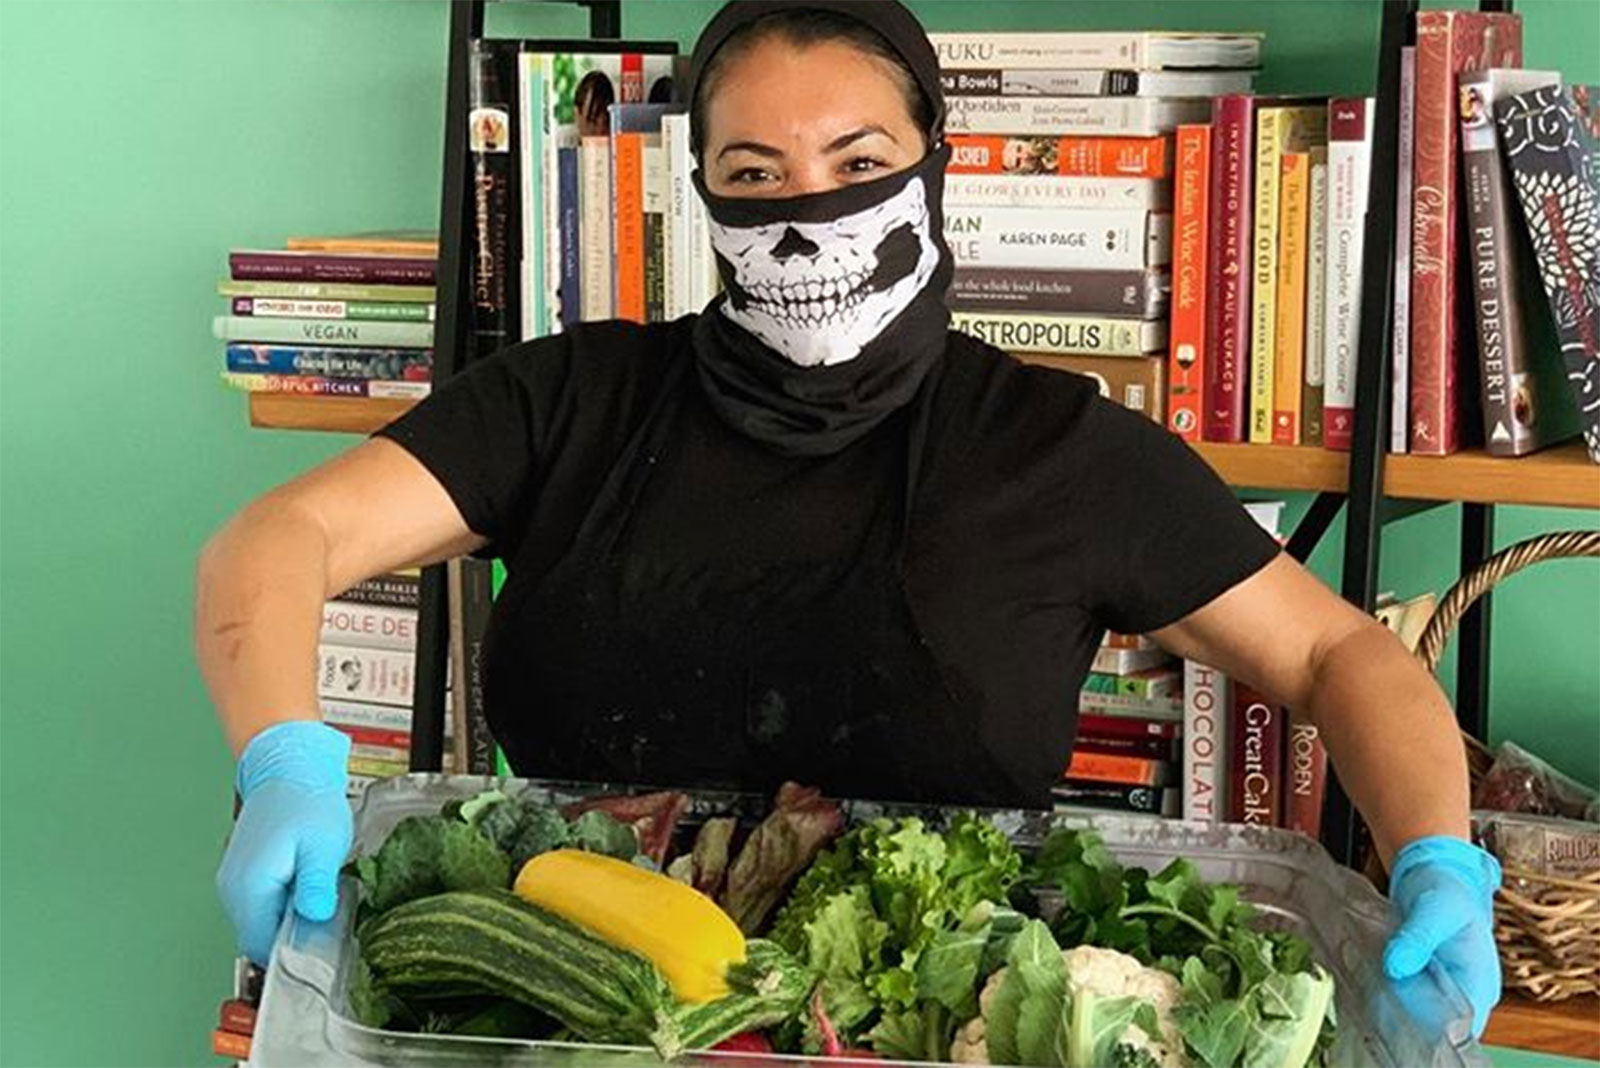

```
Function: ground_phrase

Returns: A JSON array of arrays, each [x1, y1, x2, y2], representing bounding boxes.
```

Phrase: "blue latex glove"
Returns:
[[216, 721, 353, 966], [1383, 835, 1503, 1039]]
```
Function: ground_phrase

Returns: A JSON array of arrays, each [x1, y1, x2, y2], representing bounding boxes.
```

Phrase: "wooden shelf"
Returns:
[[1484, 994, 1600, 1061], [1193, 441, 1600, 511], [248, 394, 416, 434]]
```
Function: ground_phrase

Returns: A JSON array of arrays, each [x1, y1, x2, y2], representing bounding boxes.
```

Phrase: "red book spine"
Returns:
[[1076, 734, 1181, 761], [327, 723, 412, 750], [1065, 750, 1174, 787], [212, 1029, 252, 1060], [613, 132, 647, 324], [1203, 95, 1255, 442], [1227, 682, 1283, 827], [228, 252, 436, 286], [218, 999, 257, 1036], [1284, 713, 1328, 838], [1076, 712, 1183, 740], [1408, 11, 1523, 455], [1169, 124, 1211, 442]]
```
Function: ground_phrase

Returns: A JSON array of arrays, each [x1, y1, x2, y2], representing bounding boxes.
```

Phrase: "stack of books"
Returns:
[[1057, 632, 1183, 817], [315, 570, 457, 798], [215, 232, 437, 402], [927, 30, 1261, 424]]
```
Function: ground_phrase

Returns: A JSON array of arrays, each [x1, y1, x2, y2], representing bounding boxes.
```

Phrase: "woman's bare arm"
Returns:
[[195, 439, 487, 757]]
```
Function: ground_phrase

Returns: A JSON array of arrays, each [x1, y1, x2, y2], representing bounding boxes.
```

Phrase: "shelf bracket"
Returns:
[[1287, 492, 1345, 564], [1455, 503, 1496, 741]]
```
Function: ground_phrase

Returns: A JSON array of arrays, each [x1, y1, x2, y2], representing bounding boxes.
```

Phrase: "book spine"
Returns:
[[949, 267, 1168, 318], [947, 134, 1169, 178], [940, 68, 1250, 99], [1410, 12, 1522, 456], [334, 575, 420, 610], [214, 316, 432, 349], [1322, 99, 1374, 452], [1272, 151, 1311, 445], [943, 174, 1170, 211], [1249, 110, 1287, 445], [348, 755, 410, 779], [1303, 147, 1330, 447], [287, 236, 437, 257], [642, 140, 668, 323], [1182, 660, 1231, 823], [1091, 646, 1174, 675], [1077, 712, 1183, 739], [556, 146, 582, 329], [1075, 734, 1180, 761], [316, 644, 416, 708], [933, 32, 1159, 70], [1103, 632, 1158, 651], [1228, 683, 1284, 827], [322, 601, 417, 652], [212, 1029, 252, 1061], [218, 999, 258, 1037], [322, 699, 413, 732], [223, 344, 431, 380], [1392, 48, 1418, 454], [663, 114, 687, 320], [517, 52, 539, 340], [540, 57, 564, 339], [219, 372, 431, 399], [1169, 124, 1211, 442], [945, 206, 1171, 270], [461, 558, 496, 775], [1052, 783, 1178, 816], [945, 96, 1207, 137], [1064, 750, 1175, 787], [1112, 667, 1183, 700], [229, 252, 434, 285], [580, 136, 614, 320], [1498, 83, 1600, 463], [218, 280, 437, 303], [468, 39, 517, 360], [1019, 353, 1166, 422], [231, 297, 433, 322], [1285, 712, 1328, 838], [952, 310, 1165, 355], [612, 130, 646, 323], [1203, 95, 1254, 442], [1078, 691, 1184, 721]]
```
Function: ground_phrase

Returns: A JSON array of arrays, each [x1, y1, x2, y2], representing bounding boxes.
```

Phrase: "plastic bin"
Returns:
[[248, 774, 1489, 1067]]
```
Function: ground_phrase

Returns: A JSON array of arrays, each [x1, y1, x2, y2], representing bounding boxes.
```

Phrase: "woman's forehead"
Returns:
[[704, 37, 917, 143]]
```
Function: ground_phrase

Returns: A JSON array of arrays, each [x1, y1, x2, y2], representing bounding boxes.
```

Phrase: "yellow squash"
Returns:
[[513, 849, 746, 1003]]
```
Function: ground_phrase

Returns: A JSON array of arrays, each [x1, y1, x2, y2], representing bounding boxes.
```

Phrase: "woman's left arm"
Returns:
[[1146, 552, 1470, 864], [1149, 552, 1504, 1037]]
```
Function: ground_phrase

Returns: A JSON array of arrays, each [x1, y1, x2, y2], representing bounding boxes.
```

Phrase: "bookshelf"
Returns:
[[250, 395, 1600, 512]]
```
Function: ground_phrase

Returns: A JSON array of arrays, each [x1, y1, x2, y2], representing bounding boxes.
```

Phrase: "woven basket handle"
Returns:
[[1415, 530, 1600, 676]]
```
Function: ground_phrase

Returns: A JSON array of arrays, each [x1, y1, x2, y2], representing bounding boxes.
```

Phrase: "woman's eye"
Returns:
[[729, 167, 774, 185], [843, 156, 887, 176]]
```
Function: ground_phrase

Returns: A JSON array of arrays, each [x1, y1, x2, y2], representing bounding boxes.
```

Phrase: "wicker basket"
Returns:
[[1413, 529, 1600, 1003]]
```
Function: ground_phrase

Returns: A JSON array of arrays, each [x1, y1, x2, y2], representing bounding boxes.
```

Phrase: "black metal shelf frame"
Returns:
[[411, 0, 1517, 869]]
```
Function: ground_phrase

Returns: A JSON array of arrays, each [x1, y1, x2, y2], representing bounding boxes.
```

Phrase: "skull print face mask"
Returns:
[[690, 143, 956, 456]]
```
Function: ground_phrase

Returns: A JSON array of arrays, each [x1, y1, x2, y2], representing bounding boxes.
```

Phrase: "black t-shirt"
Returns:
[[377, 317, 1280, 806]]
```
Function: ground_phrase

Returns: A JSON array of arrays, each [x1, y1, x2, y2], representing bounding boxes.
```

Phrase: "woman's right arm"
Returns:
[[195, 437, 486, 757]]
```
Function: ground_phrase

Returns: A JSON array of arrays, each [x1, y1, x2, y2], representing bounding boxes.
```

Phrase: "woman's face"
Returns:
[[702, 36, 925, 199]]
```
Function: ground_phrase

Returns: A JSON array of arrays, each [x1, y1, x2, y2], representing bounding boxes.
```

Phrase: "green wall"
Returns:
[[0, 1, 1594, 1064]]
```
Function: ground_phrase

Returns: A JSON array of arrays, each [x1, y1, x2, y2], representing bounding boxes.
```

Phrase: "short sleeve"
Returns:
[[373, 333, 572, 555], [1075, 398, 1282, 635]]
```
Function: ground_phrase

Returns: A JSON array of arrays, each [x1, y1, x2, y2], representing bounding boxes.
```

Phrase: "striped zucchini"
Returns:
[[358, 891, 812, 1060]]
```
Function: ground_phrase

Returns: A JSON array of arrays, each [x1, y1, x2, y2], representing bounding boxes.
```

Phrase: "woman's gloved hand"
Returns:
[[216, 721, 353, 966], [1383, 835, 1504, 1038]]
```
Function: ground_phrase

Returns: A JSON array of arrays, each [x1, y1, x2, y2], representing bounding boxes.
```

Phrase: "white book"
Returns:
[[930, 31, 1262, 72], [1305, 149, 1330, 428], [322, 699, 414, 732], [316, 644, 415, 709], [518, 51, 544, 341], [322, 600, 417, 652], [945, 95, 1211, 137], [940, 68, 1255, 99], [1181, 660, 1232, 823], [662, 113, 692, 320], [945, 205, 1172, 270], [1092, 646, 1174, 675], [944, 174, 1170, 211], [1323, 97, 1376, 446], [1391, 48, 1417, 454]]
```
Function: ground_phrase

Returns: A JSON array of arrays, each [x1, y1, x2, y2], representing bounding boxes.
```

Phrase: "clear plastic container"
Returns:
[[249, 774, 1489, 1067]]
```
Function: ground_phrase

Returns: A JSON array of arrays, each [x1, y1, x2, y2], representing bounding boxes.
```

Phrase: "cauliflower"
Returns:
[[948, 945, 1186, 1067]]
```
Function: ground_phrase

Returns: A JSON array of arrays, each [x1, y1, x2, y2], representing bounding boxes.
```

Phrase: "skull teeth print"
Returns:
[[707, 173, 941, 367]]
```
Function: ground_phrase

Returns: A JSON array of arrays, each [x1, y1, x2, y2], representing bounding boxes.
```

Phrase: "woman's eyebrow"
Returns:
[[825, 124, 896, 152], [718, 140, 785, 161]]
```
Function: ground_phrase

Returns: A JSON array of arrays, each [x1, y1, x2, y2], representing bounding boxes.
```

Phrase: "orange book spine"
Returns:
[[211, 1029, 252, 1060], [1272, 151, 1311, 445], [612, 132, 646, 324], [1168, 124, 1211, 442], [1064, 749, 1171, 787], [946, 134, 1169, 178]]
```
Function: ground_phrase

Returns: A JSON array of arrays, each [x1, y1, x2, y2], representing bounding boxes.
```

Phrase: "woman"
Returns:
[[199, 0, 1502, 1039]]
